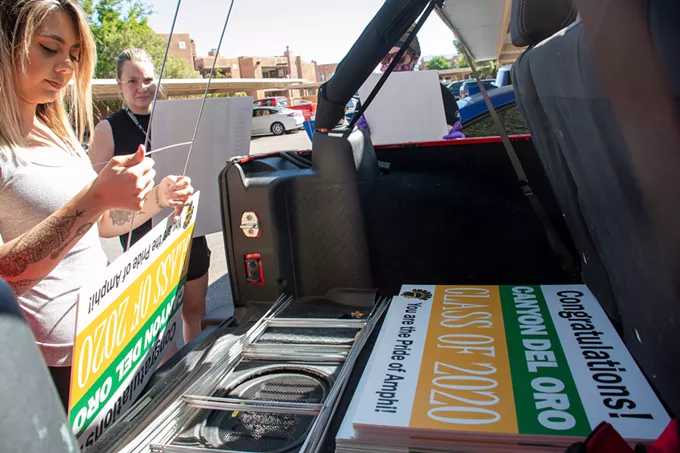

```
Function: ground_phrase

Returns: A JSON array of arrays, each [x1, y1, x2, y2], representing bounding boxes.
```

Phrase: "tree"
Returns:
[[425, 56, 451, 71], [453, 39, 497, 79], [83, 0, 198, 122], [83, 0, 197, 79]]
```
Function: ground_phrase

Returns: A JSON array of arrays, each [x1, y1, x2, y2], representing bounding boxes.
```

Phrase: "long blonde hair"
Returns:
[[0, 0, 95, 160]]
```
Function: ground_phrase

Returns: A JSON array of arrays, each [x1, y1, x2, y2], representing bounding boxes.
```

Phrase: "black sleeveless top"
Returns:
[[106, 109, 152, 250]]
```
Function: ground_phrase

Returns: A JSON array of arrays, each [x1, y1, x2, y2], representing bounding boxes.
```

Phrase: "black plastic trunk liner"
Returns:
[[365, 169, 576, 297]]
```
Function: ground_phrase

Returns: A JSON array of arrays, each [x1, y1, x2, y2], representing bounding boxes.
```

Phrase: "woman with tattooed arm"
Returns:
[[0, 0, 194, 409]]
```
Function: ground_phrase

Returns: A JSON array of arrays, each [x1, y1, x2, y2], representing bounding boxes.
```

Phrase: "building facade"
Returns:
[[158, 33, 197, 69], [157, 33, 333, 101], [316, 63, 338, 83]]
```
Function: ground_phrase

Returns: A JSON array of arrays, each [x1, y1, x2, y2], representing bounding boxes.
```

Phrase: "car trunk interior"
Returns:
[[224, 135, 581, 309], [365, 139, 579, 298]]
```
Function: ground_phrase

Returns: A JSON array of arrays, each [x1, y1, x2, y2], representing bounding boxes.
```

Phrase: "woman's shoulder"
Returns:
[[0, 147, 24, 178], [103, 109, 127, 127]]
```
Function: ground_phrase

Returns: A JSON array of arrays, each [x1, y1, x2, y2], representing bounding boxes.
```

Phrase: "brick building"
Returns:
[[158, 33, 197, 71], [194, 50, 241, 78], [157, 33, 332, 100], [194, 46, 328, 100], [316, 63, 338, 83]]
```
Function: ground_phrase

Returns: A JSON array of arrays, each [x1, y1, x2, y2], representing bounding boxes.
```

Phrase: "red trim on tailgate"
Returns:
[[236, 135, 533, 163], [375, 134, 532, 149]]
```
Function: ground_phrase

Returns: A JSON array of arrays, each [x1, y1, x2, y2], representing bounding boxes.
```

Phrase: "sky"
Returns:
[[146, 0, 459, 65]]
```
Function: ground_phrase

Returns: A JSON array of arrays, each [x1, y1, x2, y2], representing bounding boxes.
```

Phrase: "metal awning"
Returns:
[[87, 78, 308, 101], [437, 0, 513, 62]]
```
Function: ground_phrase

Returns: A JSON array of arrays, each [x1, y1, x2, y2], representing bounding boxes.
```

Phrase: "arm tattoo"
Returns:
[[154, 186, 161, 208], [109, 210, 133, 226], [109, 194, 148, 227], [51, 223, 92, 259], [8, 278, 42, 295], [0, 210, 92, 277]]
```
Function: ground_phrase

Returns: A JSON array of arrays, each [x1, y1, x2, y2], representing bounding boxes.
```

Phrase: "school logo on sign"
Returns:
[[401, 289, 432, 301], [183, 201, 195, 230]]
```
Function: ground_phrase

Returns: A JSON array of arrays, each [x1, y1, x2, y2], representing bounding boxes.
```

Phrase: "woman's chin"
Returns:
[[130, 102, 151, 113], [36, 91, 61, 105]]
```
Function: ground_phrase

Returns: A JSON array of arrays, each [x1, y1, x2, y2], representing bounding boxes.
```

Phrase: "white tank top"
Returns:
[[0, 147, 108, 367]]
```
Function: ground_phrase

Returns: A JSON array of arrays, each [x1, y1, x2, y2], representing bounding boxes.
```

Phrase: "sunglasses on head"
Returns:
[[381, 51, 412, 66]]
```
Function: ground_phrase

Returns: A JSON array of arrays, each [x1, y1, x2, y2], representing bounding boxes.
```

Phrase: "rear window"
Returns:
[[277, 98, 289, 107]]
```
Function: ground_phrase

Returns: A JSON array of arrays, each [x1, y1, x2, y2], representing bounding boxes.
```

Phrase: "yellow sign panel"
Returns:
[[410, 286, 519, 434], [69, 229, 192, 405]]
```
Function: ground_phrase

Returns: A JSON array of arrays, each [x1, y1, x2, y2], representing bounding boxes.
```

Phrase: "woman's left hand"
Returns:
[[156, 175, 194, 221]]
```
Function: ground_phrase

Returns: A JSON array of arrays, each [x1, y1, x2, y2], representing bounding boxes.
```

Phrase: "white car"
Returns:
[[252, 107, 305, 136]]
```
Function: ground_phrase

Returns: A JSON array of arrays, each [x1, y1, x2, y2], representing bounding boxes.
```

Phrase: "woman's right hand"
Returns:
[[89, 145, 156, 211]]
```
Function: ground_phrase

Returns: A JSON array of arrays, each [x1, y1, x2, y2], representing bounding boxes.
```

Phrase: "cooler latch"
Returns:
[[244, 253, 263, 285]]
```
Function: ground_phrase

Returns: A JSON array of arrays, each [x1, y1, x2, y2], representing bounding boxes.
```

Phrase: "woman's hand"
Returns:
[[156, 175, 194, 222], [443, 121, 466, 140], [355, 114, 371, 135], [90, 145, 156, 211]]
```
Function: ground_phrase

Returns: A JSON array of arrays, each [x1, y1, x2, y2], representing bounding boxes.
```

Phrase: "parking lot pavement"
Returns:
[[249, 129, 312, 155]]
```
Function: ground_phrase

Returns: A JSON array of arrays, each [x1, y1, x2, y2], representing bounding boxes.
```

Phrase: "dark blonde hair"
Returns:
[[115, 47, 165, 102], [0, 0, 95, 160], [116, 48, 154, 80]]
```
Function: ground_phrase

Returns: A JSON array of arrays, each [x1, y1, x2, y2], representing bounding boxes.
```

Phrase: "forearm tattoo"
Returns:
[[0, 210, 94, 277], [8, 278, 42, 295], [109, 195, 149, 226], [154, 186, 161, 208], [109, 210, 133, 226], [51, 223, 92, 259]]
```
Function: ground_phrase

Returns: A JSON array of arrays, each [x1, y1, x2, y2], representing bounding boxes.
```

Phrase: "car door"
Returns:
[[251, 108, 268, 135], [265, 108, 283, 132]]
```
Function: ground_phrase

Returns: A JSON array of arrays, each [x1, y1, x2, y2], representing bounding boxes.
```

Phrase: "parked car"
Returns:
[[457, 85, 529, 137], [457, 85, 516, 123], [252, 107, 304, 136], [253, 96, 289, 108], [446, 80, 464, 99], [254, 97, 316, 116], [292, 99, 317, 116], [459, 79, 498, 98], [495, 65, 513, 88]]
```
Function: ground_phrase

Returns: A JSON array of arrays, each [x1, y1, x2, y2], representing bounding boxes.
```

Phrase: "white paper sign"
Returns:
[[357, 71, 448, 146], [150, 97, 253, 237]]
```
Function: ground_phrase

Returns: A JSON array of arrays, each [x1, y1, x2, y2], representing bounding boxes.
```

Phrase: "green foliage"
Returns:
[[453, 39, 497, 79], [462, 106, 529, 138], [212, 69, 232, 79], [425, 56, 451, 71], [83, 0, 197, 79]]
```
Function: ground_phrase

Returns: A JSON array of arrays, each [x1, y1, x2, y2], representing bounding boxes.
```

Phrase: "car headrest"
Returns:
[[511, 0, 578, 47]]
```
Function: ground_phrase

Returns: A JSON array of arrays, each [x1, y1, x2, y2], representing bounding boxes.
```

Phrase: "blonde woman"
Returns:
[[0, 0, 193, 409], [90, 49, 211, 345]]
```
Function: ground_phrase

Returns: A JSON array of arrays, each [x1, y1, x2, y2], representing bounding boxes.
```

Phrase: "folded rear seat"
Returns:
[[511, 0, 680, 415]]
